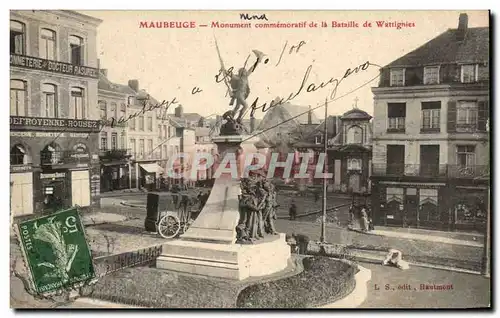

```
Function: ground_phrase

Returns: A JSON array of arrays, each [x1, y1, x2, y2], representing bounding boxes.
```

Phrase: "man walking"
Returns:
[[289, 200, 297, 221]]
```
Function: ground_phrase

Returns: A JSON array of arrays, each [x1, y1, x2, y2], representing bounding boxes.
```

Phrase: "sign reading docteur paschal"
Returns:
[[10, 54, 99, 79], [18, 208, 95, 294]]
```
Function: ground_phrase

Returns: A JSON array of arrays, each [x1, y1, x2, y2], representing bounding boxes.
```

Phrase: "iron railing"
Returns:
[[372, 164, 489, 179]]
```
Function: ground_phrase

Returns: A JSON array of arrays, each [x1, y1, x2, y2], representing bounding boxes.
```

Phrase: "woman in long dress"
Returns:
[[360, 206, 369, 232]]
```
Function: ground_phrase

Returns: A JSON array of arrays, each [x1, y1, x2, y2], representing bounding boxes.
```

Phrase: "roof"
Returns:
[[341, 108, 372, 120], [195, 127, 211, 137], [169, 116, 186, 128], [386, 27, 489, 68], [98, 73, 136, 95], [183, 113, 203, 122], [257, 99, 319, 131]]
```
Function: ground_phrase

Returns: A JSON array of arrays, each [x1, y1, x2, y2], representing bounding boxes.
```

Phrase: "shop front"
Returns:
[[99, 149, 132, 193], [10, 116, 100, 216], [371, 180, 488, 232]]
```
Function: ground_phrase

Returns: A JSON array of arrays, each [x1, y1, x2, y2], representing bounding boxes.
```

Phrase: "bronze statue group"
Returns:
[[236, 171, 280, 244]]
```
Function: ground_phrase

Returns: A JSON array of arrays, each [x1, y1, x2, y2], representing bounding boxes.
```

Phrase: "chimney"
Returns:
[[250, 116, 256, 132], [175, 105, 183, 118], [308, 106, 312, 124], [100, 69, 108, 77], [457, 13, 468, 41], [128, 79, 139, 92]]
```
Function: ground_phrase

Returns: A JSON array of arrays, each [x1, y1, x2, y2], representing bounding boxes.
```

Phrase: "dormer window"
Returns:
[[390, 68, 405, 87], [424, 66, 440, 84], [461, 64, 478, 83]]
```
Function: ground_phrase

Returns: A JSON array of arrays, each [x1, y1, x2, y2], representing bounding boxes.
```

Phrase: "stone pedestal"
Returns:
[[156, 135, 291, 280]]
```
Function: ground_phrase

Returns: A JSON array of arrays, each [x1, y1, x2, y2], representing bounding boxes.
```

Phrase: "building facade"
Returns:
[[97, 69, 135, 192], [370, 14, 489, 232], [126, 80, 166, 190], [10, 10, 102, 216]]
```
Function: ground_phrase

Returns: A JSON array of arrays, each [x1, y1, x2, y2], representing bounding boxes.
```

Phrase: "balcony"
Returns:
[[40, 150, 90, 166], [447, 165, 489, 179], [372, 164, 490, 179], [130, 152, 163, 161], [100, 118, 128, 128], [99, 148, 133, 160]]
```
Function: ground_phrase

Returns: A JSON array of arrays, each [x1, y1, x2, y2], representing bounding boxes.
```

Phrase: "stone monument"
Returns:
[[157, 51, 290, 279], [156, 132, 291, 280]]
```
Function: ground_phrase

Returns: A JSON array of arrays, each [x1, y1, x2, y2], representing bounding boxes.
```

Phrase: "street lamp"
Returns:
[[320, 98, 328, 244]]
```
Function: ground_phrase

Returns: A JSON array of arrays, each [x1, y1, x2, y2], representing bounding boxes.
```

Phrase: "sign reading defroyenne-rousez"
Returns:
[[10, 116, 102, 133]]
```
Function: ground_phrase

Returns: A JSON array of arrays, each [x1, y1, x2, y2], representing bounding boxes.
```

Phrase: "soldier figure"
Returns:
[[263, 181, 279, 235]]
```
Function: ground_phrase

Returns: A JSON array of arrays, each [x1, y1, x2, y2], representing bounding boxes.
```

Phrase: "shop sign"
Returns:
[[40, 172, 66, 179], [10, 116, 101, 133], [10, 53, 99, 78]]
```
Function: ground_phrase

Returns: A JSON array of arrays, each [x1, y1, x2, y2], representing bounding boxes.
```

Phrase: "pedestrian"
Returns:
[[382, 249, 409, 270], [314, 191, 320, 203], [289, 200, 297, 221], [360, 206, 369, 232], [293, 233, 310, 254]]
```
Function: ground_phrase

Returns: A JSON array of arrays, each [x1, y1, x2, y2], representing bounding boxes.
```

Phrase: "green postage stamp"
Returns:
[[17, 208, 95, 294]]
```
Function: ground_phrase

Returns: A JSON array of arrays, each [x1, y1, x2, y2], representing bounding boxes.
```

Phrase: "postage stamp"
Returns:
[[17, 208, 95, 294]]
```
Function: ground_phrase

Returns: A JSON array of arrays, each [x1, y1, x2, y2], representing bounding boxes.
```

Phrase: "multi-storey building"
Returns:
[[97, 69, 135, 192], [125, 79, 167, 190], [10, 10, 102, 216], [370, 14, 489, 232]]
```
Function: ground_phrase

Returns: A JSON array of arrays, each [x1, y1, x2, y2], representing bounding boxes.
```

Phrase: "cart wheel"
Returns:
[[158, 214, 181, 239]]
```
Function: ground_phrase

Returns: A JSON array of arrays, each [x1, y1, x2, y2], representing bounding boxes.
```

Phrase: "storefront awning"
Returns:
[[140, 163, 164, 174]]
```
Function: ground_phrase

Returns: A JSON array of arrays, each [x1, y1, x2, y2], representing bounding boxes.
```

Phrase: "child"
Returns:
[[382, 249, 410, 270]]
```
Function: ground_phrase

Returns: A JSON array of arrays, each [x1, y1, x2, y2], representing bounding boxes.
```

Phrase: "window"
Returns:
[[139, 115, 144, 131], [419, 189, 439, 221], [120, 104, 126, 120], [423, 66, 439, 84], [457, 101, 478, 130], [128, 96, 135, 105], [10, 79, 26, 116], [69, 35, 84, 65], [71, 87, 84, 119], [139, 139, 145, 157], [11, 144, 28, 165], [347, 158, 361, 171], [10, 20, 25, 54], [390, 68, 405, 86], [163, 145, 167, 159], [346, 126, 363, 144], [41, 84, 57, 118], [457, 145, 475, 168], [40, 28, 56, 60], [130, 118, 136, 130], [167, 126, 171, 138], [461, 64, 477, 83], [421, 102, 441, 131], [147, 139, 153, 155], [387, 103, 406, 131], [158, 125, 162, 138], [100, 132, 107, 150], [111, 133, 118, 149], [120, 131, 126, 149], [147, 116, 153, 131], [110, 103, 117, 120], [164, 125, 168, 139], [130, 139, 136, 155], [99, 101, 107, 120]]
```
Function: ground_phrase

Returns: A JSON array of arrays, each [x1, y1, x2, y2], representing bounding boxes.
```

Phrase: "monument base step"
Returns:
[[156, 233, 291, 280]]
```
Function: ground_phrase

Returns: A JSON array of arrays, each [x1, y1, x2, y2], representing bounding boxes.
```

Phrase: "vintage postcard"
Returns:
[[9, 10, 491, 309]]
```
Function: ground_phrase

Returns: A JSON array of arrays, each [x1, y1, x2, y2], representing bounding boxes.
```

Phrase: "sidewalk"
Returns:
[[274, 219, 483, 271]]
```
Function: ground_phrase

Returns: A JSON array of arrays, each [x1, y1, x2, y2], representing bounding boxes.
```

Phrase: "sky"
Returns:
[[79, 10, 489, 120]]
